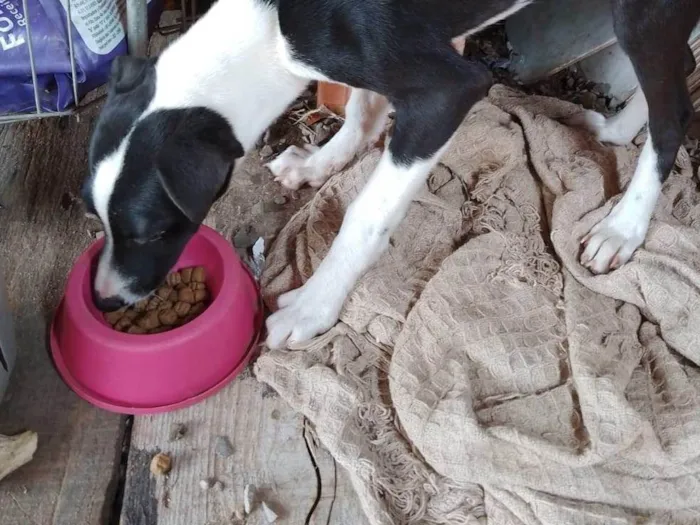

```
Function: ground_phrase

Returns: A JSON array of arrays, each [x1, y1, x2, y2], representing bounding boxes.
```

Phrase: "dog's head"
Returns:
[[84, 56, 243, 311]]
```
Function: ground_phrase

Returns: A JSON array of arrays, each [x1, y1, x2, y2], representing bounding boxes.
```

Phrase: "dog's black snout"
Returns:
[[93, 293, 126, 313]]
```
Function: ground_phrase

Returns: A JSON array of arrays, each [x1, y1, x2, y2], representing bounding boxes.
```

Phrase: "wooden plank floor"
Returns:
[[0, 108, 125, 525], [0, 15, 365, 525], [121, 373, 363, 525]]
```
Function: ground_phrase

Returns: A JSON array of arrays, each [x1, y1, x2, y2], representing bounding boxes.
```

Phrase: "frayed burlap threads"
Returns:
[[255, 86, 700, 524]]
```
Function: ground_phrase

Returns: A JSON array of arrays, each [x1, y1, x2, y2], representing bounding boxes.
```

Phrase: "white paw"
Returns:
[[580, 207, 647, 274], [266, 145, 328, 190], [265, 282, 343, 349], [564, 110, 606, 137], [565, 109, 639, 146]]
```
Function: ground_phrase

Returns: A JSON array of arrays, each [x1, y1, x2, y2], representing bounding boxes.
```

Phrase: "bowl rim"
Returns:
[[50, 233, 264, 415], [49, 265, 263, 414], [65, 225, 244, 350]]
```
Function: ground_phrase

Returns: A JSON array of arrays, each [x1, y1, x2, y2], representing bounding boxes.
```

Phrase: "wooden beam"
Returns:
[[506, 0, 616, 83]]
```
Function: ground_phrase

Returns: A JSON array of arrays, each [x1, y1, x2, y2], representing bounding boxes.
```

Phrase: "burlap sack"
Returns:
[[255, 86, 700, 524]]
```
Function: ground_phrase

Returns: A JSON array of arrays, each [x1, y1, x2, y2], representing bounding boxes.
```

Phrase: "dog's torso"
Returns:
[[87, 0, 700, 352], [275, 0, 532, 92]]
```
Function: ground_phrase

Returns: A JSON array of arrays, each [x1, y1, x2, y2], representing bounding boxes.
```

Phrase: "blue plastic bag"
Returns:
[[0, 0, 163, 115]]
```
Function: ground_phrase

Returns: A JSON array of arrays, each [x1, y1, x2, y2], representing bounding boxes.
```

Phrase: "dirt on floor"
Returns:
[[201, 84, 344, 260]]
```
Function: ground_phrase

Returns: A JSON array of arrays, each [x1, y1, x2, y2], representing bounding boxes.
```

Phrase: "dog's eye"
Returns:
[[133, 231, 165, 245]]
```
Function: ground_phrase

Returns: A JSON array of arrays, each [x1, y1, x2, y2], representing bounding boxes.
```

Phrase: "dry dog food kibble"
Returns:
[[104, 266, 210, 334], [150, 452, 172, 476]]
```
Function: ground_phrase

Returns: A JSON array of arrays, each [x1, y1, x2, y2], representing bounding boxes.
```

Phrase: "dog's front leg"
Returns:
[[268, 88, 390, 189], [265, 147, 446, 347], [265, 54, 492, 348], [577, 0, 697, 273]]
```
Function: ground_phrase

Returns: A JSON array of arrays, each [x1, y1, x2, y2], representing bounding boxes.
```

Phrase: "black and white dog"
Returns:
[[83, 0, 700, 349]]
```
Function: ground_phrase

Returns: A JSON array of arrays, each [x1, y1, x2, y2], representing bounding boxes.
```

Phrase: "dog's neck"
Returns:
[[149, 0, 308, 151]]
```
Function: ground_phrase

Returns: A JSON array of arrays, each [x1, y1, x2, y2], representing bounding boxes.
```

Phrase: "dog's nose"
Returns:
[[93, 293, 126, 312]]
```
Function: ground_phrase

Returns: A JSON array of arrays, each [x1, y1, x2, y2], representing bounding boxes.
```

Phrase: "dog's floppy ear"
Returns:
[[157, 109, 242, 224], [109, 56, 155, 94]]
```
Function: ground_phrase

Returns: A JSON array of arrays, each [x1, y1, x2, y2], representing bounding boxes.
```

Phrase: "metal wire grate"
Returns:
[[0, 0, 150, 125]]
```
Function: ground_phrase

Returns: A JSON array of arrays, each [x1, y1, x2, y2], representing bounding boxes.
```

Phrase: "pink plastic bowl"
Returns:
[[50, 225, 261, 414]]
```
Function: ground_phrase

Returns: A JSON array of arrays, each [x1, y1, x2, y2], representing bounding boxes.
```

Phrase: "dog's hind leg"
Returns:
[[568, 43, 697, 147], [580, 0, 699, 274], [268, 88, 390, 190], [567, 88, 648, 146], [265, 52, 492, 348]]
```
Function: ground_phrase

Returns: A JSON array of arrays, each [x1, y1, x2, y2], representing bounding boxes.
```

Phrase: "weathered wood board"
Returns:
[[0, 431, 37, 481], [506, 0, 616, 83], [0, 113, 126, 525], [120, 373, 366, 525]]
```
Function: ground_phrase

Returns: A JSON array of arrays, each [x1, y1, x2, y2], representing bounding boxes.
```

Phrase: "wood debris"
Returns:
[[162, 489, 171, 509], [243, 483, 256, 514], [199, 478, 214, 491], [0, 431, 38, 482], [215, 435, 234, 458], [232, 504, 245, 521], [261, 501, 279, 523], [256, 86, 344, 162]]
